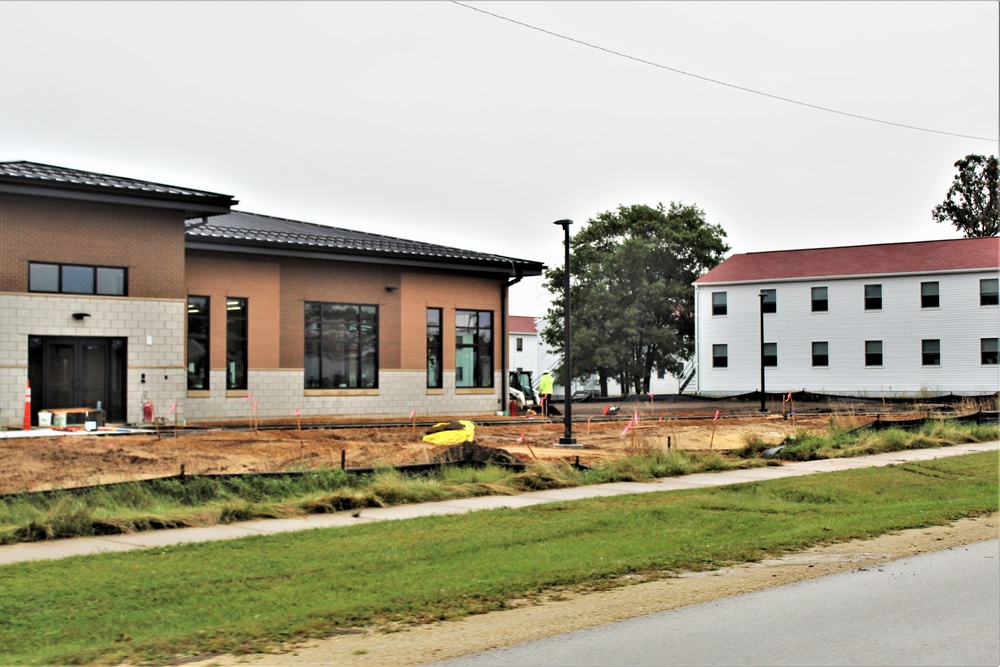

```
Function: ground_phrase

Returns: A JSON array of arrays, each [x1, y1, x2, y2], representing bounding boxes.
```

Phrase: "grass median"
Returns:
[[0, 450, 996, 666]]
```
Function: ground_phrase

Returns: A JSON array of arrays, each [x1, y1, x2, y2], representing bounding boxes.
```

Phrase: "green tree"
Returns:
[[542, 203, 729, 396], [932, 154, 999, 238]]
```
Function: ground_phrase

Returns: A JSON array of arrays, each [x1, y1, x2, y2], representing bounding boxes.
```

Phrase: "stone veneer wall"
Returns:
[[0, 294, 186, 428]]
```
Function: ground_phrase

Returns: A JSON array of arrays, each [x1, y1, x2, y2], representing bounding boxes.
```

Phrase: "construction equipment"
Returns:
[[508, 370, 538, 412]]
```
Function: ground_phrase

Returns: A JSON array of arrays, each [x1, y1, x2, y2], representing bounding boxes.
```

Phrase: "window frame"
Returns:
[[921, 339, 941, 366], [304, 301, 379, 390], [426, 307, 443, 389], [28, 261, 128, 296], [981, 278, 999, 306], [811, 286, 828, 313], [712, 344, 728, 368], [455, 309, 494, 388], [187, 296, 210, 390], [226, 297, 249, 391], [864, 284, 882, 311], [711, 291, 728, 316], [760, 289, 776, 314], [982, 338, 999, 365], [920, 281, 940, 309], [812, 341, 829, 367]]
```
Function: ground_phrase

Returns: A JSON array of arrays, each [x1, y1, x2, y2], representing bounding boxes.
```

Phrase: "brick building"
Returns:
[[0, 162, 543, 426]]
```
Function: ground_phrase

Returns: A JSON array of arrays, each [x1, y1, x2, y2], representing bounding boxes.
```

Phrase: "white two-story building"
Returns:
[[690, 238, 999, 398]]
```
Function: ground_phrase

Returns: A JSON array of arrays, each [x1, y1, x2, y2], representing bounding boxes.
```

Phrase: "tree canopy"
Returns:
[[932, 154, 999, 238], [541, 202, 729, 396]]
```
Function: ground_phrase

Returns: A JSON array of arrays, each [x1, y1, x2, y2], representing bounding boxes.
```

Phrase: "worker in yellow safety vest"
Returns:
[[538, 370, 554, 417]]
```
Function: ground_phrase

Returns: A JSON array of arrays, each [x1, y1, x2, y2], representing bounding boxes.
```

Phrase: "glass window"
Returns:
[[304, 302, 378, 389], [28, 261, 126, 295], [920, 282, 939, 308], [61, 265, 94, 294], [760, 289, 776, 314], [712, 344, 728, 368], [981, 279, 999, 306], [982, 338, 998, 365], [187, 296, 210, 390], [811, 286, 828, 312], [96, 267, 126, 296], [921, 339, 941, 366], [865, 340, 883, 366], [28, 263, 59, 292], [456, 310, 493, 388], [864, 284, 882, 310], [516, 337, 523, 352], [427, 308, 442, 389], [712, 291, 727, 316], [812, 341, 829, 367], [226, 298, 248, 390], [763, 342, 777, 367]]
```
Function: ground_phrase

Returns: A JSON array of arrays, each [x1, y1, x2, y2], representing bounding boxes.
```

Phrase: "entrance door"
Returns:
[[28, 336, 127, 424]]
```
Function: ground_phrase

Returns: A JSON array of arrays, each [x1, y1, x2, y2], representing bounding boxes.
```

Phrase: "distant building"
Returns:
[[0, 161, 544, 426], [690, 238, 1000, 397]]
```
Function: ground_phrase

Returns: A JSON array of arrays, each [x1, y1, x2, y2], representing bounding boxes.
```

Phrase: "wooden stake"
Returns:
[[151, 404, 161, 440]]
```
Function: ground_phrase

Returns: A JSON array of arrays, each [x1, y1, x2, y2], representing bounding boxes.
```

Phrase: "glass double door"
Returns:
[[28, 336, 127, 424]]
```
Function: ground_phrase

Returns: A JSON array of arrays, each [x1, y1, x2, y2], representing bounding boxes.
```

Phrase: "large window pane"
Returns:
[[811, 286, 828, 312], [29, 263, 59, 292], [981, 279, 999, 306], [226, 298, 248, 390], [62, 265, 94, 294], [96, 267, 126, 296], [304, 302, 378, 389], [187, 296, 210, 390], [456, 309, 493, 388], [427, 308, 442, 388]]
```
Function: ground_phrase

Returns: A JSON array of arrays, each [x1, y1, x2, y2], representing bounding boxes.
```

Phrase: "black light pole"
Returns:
[[759, 290, 767, 413], [554, 219, 577, 446]]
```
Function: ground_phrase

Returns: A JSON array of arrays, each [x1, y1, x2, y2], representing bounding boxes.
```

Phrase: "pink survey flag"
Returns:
[[253, 400, 258, 411], [646, 392, 653, 398], [294, 408, 301, 416], [620, 417, 634, 436], [713, 409, 720, 421], [410, 408, 417, 419], [166, 401, 177, 415], [517, 433, 525, 442]]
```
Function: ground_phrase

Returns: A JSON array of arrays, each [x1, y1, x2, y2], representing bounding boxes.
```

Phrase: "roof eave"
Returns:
[[0, 181, 237, 217]]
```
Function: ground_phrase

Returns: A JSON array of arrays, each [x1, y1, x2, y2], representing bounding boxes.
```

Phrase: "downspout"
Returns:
[[501, 260, 525, 415]]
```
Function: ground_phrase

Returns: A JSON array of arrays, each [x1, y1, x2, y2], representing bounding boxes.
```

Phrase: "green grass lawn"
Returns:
[[0, 451, 996, 666]]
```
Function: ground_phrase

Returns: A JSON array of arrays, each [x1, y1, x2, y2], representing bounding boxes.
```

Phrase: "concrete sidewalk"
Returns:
[[1, 441, 996, 567]]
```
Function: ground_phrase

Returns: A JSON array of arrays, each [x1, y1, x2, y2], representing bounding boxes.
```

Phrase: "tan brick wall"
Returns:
[[400, 270, 505, 371], [0, 193, 187, 298], [185, 252, 282, 370]]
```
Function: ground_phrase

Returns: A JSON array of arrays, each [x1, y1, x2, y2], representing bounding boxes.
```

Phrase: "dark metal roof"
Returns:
[[185, 210, 545, 276], [0, 161, 237, 215]]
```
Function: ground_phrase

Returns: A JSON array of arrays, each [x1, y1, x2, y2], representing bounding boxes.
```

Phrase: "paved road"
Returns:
[[434, 539, 1000, 667]]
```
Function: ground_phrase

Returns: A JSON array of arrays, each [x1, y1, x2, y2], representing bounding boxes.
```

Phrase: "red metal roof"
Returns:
[[508, 315, 538, 334], [694, 238, 999, 284]]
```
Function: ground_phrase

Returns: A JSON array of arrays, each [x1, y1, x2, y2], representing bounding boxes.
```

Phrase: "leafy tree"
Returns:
[[932, 154, 999, 238], [542, 203, 729, 396]]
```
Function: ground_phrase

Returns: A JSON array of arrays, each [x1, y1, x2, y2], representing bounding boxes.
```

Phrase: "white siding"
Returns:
[[694, 270, 1000, 397]]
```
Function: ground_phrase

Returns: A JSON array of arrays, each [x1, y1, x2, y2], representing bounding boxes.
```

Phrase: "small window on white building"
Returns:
[[921, 339, 941, 366], [864, 284, 882, 311], [981, 279, 999, 306], [712, 292, 727, 316], [515, 337, 523, 352], [763, 342, 777, 367], [812, 341, 829, 367], [811, 286, 828, 312], [865, 340, 883, 366], [760, 289, 776, 313], [982, 338, 998, 365], [712, 344, 728, 368], [920, 282, 939, 308]]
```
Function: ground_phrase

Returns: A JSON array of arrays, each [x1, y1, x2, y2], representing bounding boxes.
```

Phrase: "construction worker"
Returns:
[[538, 370, 554, 417]]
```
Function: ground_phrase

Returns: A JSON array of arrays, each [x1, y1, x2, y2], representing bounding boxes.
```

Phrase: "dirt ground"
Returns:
[[0, 405, 868, 495]]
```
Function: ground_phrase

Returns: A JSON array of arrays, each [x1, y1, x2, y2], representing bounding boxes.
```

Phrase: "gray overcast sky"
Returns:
[[2, 1, 997, 318]]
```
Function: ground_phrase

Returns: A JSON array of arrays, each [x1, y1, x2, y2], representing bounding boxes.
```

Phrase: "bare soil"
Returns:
[[0, 407, 865, 495]]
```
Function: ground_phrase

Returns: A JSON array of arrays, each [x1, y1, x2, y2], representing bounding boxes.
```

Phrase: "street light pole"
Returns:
[[759, 290, 768, 413], [554, 219, 578, 447]]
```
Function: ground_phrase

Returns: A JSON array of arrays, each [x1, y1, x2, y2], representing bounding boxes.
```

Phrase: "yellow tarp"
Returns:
[[422, 420, 476, 445]]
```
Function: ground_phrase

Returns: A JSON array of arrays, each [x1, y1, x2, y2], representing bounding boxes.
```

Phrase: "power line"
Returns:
[[451, 1, 998, 143]]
